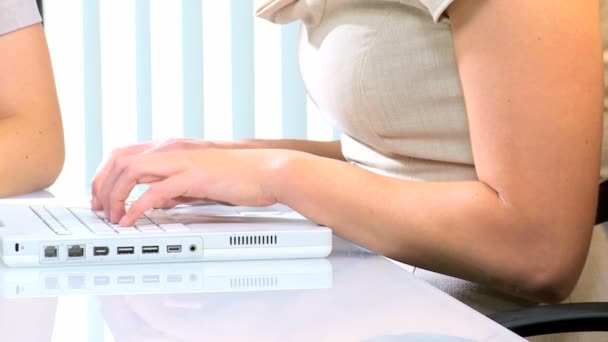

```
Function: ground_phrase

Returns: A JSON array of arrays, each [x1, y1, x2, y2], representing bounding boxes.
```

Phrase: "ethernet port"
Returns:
[[67, 244, 85, 259], [44, 246, 58, 259]]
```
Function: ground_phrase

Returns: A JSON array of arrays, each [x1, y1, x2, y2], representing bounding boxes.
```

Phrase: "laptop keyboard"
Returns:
[[30, 205, 190, 235]]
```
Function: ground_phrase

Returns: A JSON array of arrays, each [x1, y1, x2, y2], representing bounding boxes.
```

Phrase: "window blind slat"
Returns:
[[231, 0, 255, 140], [182, 0, 205, 139], [136, 0, 153, 142], [281, 22, 307, 139], [334, 128, 342, 140]]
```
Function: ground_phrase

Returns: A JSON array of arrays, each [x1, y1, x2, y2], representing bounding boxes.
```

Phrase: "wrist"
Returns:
[[265, 150, 306, 205]]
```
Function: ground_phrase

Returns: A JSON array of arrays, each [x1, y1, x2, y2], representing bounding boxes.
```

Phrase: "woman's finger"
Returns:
[[103, 152, 179, 223], [98, 153, 137, 220], [119, 175, 192, 226], [91, 143, 152, 210]]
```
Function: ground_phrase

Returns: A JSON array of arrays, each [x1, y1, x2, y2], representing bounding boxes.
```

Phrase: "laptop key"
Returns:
[[69, 207, 103, 220], [47, 206, 90, 234], [136, 225, 163, 233], [109, 225, 139, 234], [87, 222, 112, 231], [46, 219, 70, 235], [136, 223, 160, 229], [117, 230, 140, 235], [93, 230, 117, 235], [135, 218, 154, 225], [159, 223, 190, 232]]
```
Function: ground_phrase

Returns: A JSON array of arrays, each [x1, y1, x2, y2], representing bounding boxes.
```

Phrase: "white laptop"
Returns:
[[0, 258, 333, 298], [0, 202, 332, 267]]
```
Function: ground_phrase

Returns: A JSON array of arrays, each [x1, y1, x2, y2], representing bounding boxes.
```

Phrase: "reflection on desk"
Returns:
[[0, 259, 332, 297], [0, 238, 523, 341]]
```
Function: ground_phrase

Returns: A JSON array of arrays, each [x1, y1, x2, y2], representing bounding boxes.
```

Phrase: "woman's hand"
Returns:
[[91, 138, 217, 211], [92, 140, 289, 226]]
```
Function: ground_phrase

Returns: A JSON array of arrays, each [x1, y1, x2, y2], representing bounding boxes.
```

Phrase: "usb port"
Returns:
[[93, 246, 109, 256], [167, 245, 182, 253], [117, 246, 134, 255], [142, 246, 159, 254]]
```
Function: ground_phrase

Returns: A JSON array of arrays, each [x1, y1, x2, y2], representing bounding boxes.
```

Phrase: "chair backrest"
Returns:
[[596, 181, 608, 224], [36, 0, 43, 23]]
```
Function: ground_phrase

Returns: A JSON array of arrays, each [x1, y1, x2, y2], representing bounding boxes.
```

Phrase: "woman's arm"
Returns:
[[274, 0, 604, 302], [0, 23, 65, 196], [234, 139, 344, 160], [96, 0, 602, 303], [91, 139, 342, 208]]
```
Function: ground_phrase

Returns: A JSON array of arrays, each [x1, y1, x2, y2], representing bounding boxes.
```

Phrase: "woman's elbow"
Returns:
[[514, 221, 592, 304], [523, 266, 579, 304], [34, 132, 65, 190], [38, 141, 65, 189], [0, 126, 65, 196]]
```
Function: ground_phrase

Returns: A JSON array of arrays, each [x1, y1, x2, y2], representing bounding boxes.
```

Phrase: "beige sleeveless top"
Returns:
[[257, 0, 608, 182], [0, 0, 41, 36]]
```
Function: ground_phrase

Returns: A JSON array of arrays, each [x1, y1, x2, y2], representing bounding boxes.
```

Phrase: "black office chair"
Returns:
[[36, 0, 43, 24], [489, 303, 608, 337], [488, 182, 608, 337]]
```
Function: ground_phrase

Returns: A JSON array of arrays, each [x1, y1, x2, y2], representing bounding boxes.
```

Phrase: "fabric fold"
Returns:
[[255, 0, 327, 26]]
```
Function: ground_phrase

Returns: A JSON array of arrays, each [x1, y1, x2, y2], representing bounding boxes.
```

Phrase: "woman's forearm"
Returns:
[[271, 152, 589, 303], [230, 139, 345, 161], [0, 115, 64, 197]]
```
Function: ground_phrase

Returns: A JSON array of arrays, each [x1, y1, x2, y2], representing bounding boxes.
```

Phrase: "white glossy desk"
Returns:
[[0, 193, 523, 341]]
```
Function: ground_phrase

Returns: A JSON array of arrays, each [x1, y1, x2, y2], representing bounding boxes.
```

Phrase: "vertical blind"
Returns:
[[43, 0, 337, 196]]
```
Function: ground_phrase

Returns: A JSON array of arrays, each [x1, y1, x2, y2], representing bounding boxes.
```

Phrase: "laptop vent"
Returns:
[[229, 235, 277, 246], [230, 276, 278, 288]]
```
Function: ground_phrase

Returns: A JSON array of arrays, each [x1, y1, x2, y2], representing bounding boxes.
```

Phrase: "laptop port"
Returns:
[[142, 246, 159, 254], [167, 245, 181, 253], [93, 246, 109, 256], [189, 244, 197, 253], [67, 245, 85, 259], [117, 275, 135, 284], [44, 246, 58, 258], [142, 275, 160, 283], [68, 275, 85, 289], [167, 274, 182, 283], [117, 246, 134, 255], [94, 276, 110, 286]]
